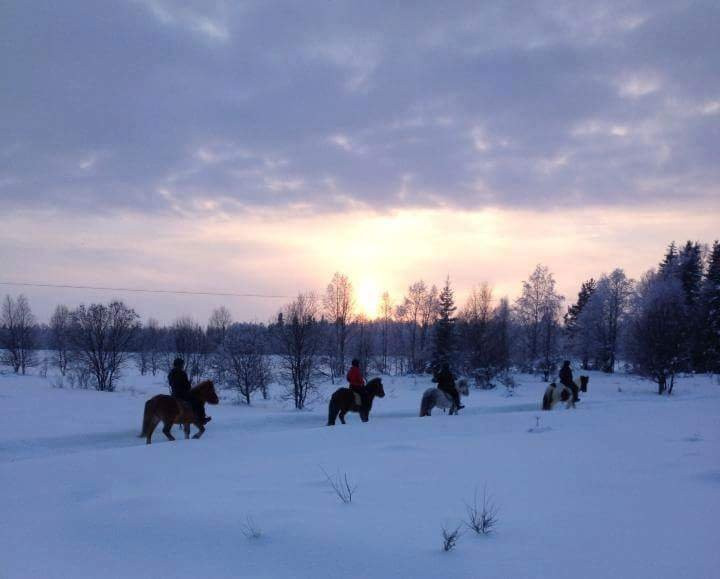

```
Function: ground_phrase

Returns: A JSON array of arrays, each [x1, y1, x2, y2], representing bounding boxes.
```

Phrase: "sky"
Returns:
[[1, 0, 718, 323]]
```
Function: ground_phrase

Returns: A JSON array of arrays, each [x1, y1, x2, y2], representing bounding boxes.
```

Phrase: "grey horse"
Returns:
[[419, 379, 469, 417]]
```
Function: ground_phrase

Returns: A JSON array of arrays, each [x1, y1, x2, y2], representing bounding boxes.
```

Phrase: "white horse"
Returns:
[[541, 382, 575, 410], [419, 379, 469, 417]]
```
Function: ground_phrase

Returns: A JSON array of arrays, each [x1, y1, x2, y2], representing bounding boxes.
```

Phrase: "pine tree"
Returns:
[[659, 241, 679, 279], [678, 241, 703, 307], [432, 276, 457, 370], [564, 278, 596, 369], [702, 241, 720, 373]]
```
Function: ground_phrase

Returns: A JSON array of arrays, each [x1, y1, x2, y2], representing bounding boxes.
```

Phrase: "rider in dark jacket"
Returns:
[[433, 363, 464, 410], [559, 360, 579, 402], [168, 358, 210, 423]]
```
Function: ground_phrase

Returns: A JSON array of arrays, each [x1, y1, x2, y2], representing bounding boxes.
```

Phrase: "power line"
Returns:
[[0, 280, 291, 299]]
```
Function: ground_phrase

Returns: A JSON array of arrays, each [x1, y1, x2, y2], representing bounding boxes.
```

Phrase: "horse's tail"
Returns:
[[419, 391, 432, 417], [542, 386, 553, 411], [327, 393, 337, 426], [139, 399, 153, 437]]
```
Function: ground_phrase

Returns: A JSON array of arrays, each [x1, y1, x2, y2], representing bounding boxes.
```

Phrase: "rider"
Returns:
[[559, 360, 579, 403], [168, 357, 210, 424], [433, 362, 464, 410], [346, 358, 367, 407]]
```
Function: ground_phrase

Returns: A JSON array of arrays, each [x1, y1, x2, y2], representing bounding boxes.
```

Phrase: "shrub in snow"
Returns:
[[442, 524, 462, 551], [240, 515, 262, 540], [464, 485, 499, 535], [321, 467, 357, 504]]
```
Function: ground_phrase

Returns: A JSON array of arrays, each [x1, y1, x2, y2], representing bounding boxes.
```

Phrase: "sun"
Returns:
[[355, 278, 381, 319]]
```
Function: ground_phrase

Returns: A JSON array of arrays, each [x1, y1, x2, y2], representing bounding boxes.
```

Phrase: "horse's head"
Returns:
[[457, 378, 470, 397], [193, 380, 220, 405], [367, 377, 385, 398]]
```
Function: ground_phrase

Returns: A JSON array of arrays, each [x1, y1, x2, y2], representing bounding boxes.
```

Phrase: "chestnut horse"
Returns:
[[327, 377, 385, 426], [140, 380, 219, 444]]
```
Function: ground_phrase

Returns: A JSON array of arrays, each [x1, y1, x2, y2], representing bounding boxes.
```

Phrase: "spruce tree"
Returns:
[[678, 240, 703, 307], [702, 241, 720, 373], [564, 279, 597, 370], [659, 241, 679, 278], [432, 276, 457, 370]]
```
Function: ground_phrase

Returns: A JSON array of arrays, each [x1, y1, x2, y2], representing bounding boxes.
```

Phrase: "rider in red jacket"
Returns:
[[347, 358, 365, 389], [347, 358, 366, 406]]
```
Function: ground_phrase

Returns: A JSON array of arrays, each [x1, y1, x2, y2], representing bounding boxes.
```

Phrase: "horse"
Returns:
[[542, 382, 575, 410], [140, 380, 219, 444], [327, 377, 385, 426], [419, 378, 470, 417]]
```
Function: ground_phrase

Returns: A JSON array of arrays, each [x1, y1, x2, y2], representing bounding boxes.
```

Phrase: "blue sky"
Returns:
[[1, 0, 718, 322]]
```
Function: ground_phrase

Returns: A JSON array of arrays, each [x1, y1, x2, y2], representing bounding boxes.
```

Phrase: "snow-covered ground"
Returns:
[[1, 367, 718, 579]]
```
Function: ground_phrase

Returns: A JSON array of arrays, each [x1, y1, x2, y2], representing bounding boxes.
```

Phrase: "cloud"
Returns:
[[0, 0, 718, 218]]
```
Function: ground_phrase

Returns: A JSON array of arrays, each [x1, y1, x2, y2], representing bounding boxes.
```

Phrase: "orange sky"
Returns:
[[4, 201, 718, 323]]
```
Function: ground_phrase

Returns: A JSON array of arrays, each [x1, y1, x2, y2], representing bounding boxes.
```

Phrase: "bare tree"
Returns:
[[401, 280, 436, 372], [69, 301, 139, 391], [0, 294, 37, 374], [50, 304, 71, 376], [379, 291, 394, 374], [171, 316, 211, 382], [208, 306, 233, 348], [145, 318, 164, 376], [354, 314, 373, 375], [272, 293, 322, 409], [324, 273, 355, 381], [219, 324, 272, 404]]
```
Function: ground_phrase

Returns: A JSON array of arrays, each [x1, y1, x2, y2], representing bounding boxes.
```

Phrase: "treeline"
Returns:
[[1, 240, 719, 403]]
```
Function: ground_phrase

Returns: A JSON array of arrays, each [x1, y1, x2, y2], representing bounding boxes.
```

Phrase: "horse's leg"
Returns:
[[191, 422, 205, 439], [146, 416, 160, 445], [184, 423, 191, 439], [360, 410, 369, 423], [339, 409, 347, 424], [162, 421, 176, 441]]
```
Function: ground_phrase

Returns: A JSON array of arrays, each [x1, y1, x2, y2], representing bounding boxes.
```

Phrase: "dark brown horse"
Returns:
[[327, 377, 385, 426], [140, 380, 219, 444]]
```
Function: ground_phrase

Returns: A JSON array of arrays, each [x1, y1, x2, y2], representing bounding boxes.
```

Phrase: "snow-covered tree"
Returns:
[[700, 241, 720, 373], [432, 276, 457, 370], [69, 300, 139, 392], [514, 265, 563, 379], [627, 272, 687, 394], [564, 279, 596, 369]]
